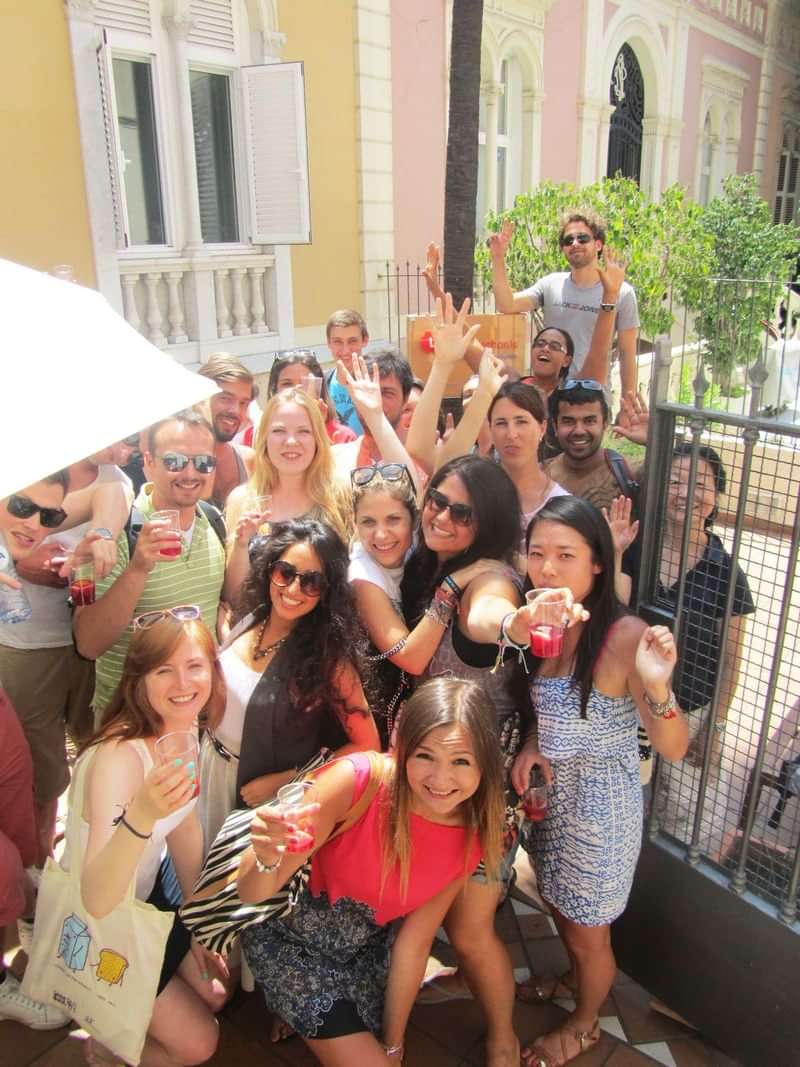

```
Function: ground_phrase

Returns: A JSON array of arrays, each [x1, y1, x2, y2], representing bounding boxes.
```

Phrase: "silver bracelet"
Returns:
[[642, 689, 676, 718], [366, 637, 407, 662], [253, 850, 281, 875], [383, 1042, 404, 1057]]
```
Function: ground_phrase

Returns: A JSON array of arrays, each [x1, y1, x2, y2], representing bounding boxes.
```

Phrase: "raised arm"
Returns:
[[433, 347, 505, 471], [580, 248, 626, 385], [489, 220, 535, 314]]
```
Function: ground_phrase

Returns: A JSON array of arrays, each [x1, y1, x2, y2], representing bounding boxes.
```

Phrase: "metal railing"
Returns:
[[376, 261, 492, 343]]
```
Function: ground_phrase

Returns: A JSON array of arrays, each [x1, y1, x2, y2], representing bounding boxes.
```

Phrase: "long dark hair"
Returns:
[[266, 350, 331, 408], [524, 496, 627, 717], [237, 517, 370, 718], [402, 455, 520, 625]]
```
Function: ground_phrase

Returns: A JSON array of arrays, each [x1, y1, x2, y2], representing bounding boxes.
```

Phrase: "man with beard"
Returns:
[[490, 210, 639, 396], [74, 411, 226, 721], [197, 354, 257, 508]]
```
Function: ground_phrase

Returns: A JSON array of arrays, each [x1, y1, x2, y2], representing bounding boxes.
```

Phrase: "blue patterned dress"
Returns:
[[522, 676, 642, 925]]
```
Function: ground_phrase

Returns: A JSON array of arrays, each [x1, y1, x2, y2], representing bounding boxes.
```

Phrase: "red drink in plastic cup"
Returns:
[[159, 543, 182, 558], [69, 578, 96, 606], [529, 623, 564, 658], [522, 794, 548, 821]]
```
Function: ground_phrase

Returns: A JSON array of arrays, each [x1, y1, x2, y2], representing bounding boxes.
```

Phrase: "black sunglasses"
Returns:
[[351, 463, 410, 488], [560, 233, 593, 247], [425, 488, 473, 527], [157, 452, 217, 474], [269, 559, 326, 597], [556, 379, 604, 394], [7, 494, 68, 529]]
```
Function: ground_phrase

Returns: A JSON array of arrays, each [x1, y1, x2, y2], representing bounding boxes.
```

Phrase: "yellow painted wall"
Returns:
[[278, 1, 361, 335], [0, 3, 95, 286]]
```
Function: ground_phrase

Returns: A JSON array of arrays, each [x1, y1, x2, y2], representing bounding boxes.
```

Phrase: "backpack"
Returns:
[[124, 500, 226, 557], [603, 449, 640, 514]]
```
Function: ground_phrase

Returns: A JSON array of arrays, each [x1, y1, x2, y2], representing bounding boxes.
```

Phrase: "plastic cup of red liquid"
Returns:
[[275, 781, 318, 853], [155, 730, 199, 797], [69, 554, 96, 606], [151, 509, 182, 558], [522, 784, 549, 822], [300, 375, 323, 400], [525, 590, 567, 658]]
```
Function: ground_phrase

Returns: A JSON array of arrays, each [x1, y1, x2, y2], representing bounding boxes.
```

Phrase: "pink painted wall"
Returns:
[[540, 0, 582, 184], [678, 28, 762, 189], [391, 0, 447, 269]]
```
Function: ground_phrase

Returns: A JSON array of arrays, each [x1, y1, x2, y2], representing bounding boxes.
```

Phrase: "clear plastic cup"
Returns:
[[155, 730, 199, 797], [274, 780, 318, 853], [525, 590, 568, 658], [151, 509, 182, 558], [300, 375, 323, 400], [69, 554, 96, 606], [522, 784, 549, 822]]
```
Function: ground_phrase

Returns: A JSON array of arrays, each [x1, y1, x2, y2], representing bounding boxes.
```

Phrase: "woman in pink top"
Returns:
[[238, 677, 506, 1066]]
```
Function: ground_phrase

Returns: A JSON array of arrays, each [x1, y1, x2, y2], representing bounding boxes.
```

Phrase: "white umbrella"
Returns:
[[0, 259, 219, 498]]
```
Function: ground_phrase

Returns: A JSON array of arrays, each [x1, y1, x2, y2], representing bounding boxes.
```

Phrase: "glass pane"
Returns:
[[190, 71, 239, 243], [498, 60, 508, 135], [777, 152, 787, 193], [112, 58, 166, 245]]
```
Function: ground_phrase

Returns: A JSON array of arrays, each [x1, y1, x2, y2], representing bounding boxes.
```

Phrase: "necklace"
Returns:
[[252, 618, 289, 661]]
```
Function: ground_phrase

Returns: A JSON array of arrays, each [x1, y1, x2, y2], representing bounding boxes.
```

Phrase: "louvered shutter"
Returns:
[[94, 0, 151, 35], [240, 62, 311, 245], [96, 30, 129, 249], [188, 0, 235, 51]]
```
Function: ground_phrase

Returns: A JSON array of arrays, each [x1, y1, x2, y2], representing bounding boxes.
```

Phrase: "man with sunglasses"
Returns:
[[545, 380, 642, 516], [489, 211, 639, 397], [73, 411, 226, 721]]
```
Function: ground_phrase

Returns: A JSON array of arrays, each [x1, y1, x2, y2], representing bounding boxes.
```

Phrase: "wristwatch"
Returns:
[[600, 302, 617, 312], [90, 527, 113, 540]]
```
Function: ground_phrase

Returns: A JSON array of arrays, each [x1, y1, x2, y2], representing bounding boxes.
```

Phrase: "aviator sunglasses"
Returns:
[[425, 488, 473, 527], [269, 559, 326, 597], [133, 604, 201, 631], [157, 452, 217, 474], [6, 494, 68, 529], [555, 379, 604, 394], [351, 463, 410, 488], [560, 233, 594, 247]]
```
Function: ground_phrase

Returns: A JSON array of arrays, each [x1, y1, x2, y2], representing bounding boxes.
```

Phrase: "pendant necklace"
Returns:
[[253, 618, 289, 661]]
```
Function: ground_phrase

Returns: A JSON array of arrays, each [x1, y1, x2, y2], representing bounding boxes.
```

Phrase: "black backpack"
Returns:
[[124, 500, 226, 557]]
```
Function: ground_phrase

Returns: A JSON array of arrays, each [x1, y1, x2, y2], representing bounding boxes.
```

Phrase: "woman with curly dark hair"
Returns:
[[198, 517, 379, 850]]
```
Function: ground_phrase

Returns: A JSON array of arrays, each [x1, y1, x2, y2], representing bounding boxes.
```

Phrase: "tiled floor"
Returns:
[[1, 855, 742, 1067]]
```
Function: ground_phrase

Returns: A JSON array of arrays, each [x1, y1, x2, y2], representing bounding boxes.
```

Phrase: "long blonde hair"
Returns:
[[382, 677, 506, 897], [251, 388, 352, 540]]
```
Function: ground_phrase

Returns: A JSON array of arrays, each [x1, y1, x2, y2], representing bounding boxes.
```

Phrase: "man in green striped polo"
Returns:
[[74, 411, 226, 722]]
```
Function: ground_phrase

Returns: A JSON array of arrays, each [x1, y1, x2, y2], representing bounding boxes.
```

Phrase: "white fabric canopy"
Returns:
[[0, 260, 219, 498]]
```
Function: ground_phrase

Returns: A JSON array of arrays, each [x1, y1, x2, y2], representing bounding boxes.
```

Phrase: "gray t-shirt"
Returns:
[[520, 272, 639, 376]]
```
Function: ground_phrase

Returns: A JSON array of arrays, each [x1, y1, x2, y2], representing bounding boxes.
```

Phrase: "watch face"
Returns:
[[93, 527, 114, 540]]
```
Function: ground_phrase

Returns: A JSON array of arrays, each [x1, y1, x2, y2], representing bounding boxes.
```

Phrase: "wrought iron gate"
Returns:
[[612, 335, 800, 1066], [607, 43, 644, 184]]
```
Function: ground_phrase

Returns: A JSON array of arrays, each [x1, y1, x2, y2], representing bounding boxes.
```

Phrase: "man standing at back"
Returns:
[[197, 353, 256, 508], [324, 309, 370, 434], [490, 211, 639, 396], [74, 411, 226, 721]]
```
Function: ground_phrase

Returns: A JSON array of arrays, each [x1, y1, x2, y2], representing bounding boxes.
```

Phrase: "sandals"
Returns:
[[522, 1020, 600, 1067], [516, 972, 576, 1004]]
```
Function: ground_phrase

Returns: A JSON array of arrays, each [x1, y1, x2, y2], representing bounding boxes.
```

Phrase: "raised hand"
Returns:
[[612, 390, 649, 445], [635, 625, 677, 692], [477, 347, 506, 398], [422, 242, 445, 303], [603, 494, 639, 556], [337, 353, 383, 418], [431, 293, 481, 367], [596, 244, 626, 297], [487, 218, 514, 261]]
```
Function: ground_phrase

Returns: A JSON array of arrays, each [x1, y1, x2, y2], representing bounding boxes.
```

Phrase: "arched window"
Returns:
[[606, 43, 644, 184], [775, 124, 800, 224]]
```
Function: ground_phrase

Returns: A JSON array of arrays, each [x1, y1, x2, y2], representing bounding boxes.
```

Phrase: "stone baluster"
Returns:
[[231, 267, 250, 336], [144, 273, 166, 347], [214, 269, 232, 338], [249, 266, 267, 333], [165, 271, 188, 344], [120, 273, 140, 333]]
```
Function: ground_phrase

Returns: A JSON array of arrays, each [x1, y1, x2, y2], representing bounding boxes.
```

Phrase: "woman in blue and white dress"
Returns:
[[502, 497, 689, 1067]]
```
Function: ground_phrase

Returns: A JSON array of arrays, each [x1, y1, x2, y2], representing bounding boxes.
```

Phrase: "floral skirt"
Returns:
[[241, 888, 393, 1038]]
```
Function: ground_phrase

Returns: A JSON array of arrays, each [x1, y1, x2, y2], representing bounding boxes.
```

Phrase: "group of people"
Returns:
[[0, 208, 754, 1067]]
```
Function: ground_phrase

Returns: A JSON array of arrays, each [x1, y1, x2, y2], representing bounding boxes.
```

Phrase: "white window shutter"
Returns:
[[96, 31, 129, 250], [241, 62, 311, 245], [188, 0, 235, 51]]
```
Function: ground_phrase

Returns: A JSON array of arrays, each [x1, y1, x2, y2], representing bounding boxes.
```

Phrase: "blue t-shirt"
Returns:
[[326, 370, 362, 434]]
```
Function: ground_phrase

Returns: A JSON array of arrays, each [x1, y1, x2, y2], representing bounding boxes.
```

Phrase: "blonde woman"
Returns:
[[224, 388, 352, 602]]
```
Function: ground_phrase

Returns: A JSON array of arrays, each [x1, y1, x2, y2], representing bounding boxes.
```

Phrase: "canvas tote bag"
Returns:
[[22, 747, 173, 1065]]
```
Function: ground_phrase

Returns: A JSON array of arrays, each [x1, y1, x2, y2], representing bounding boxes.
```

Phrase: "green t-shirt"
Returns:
[[92, 485, 225, 717]]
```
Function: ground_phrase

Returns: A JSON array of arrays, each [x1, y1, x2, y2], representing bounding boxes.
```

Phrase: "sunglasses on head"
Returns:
[[122, 433, 141, 448], [269, 559, 326, 597], [132, 604, 201, 631], [157, 452, 217, 474], [425, 488, 473, 527], [556, 379, 604, 394], [560, 233, 593, 247], [351, 463, 410, 488], [7, 494, 67, 529]]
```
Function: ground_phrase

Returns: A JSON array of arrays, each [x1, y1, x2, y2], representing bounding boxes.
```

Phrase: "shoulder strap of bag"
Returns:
[[197, 499, 226, 547], [125, 501, 226, 555], [604, 448, 640, 505], [327, 750, 387, 843]]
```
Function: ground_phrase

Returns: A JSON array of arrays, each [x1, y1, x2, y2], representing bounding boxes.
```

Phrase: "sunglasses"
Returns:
[[533, 337, 567, 354], [425, 488, 473, 527], [351, 463, 410, 488], [132, 604, 201, 631], [269, 559, 326, 597], [122, 433, 141, 448], [157, 452, 217, 474], [6, 494, 68, 529], [556, 379, 604, 394], [560, 233, 593, 247]]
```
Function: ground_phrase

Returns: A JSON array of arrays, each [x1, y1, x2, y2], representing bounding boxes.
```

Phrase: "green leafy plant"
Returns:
[[474, 177, 714, 342]]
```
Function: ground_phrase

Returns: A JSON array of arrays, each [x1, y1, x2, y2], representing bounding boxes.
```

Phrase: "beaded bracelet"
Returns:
[[643, 689, 677, 719], [491, 612, 530, 675]]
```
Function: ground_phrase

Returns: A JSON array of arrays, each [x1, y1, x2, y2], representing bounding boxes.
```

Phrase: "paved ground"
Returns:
[[2, 853, 742, 1067]]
